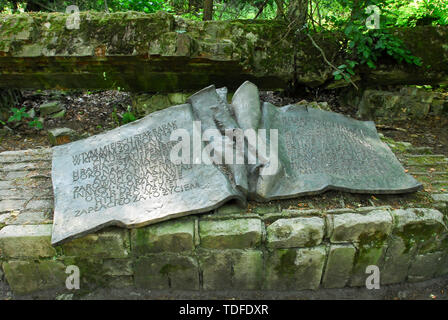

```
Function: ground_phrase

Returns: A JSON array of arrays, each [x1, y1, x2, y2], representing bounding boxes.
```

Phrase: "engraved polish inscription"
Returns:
[[69, 121, 197, 217], [282, 116, 388, 180], [254, 103, 421, 201]]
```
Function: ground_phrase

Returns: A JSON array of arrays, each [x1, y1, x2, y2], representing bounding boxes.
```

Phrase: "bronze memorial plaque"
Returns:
[[51, 81, 421, 244]]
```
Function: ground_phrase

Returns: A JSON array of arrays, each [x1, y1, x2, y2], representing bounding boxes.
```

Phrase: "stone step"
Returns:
[[404, 156, 448, 166], [0, 170, 52, 181], [432, 193, 448, 202], [406, 154, 447, 159], [0, 199, 53, 214], [410, 171, 448, 176], [430, 183, 448, 193], [0, 188, 53, 201], [1, 211, 52, 226], [404, 159, 448, 168], [405, 163, 448, 172], [0, 149, 52, 163], [0, 177, 52, 190], [0, 162, 52, 173], [407, 146, 433, 155]]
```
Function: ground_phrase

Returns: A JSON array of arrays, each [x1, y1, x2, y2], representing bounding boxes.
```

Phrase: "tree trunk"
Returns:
[[287, 0, 308, 28], [203, 0, 213, 21], [275, 0, 285, 19]]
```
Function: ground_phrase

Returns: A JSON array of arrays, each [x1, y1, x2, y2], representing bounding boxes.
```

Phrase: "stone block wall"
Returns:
[[0, 205, 447, 295], [0, 147, 447, 295]]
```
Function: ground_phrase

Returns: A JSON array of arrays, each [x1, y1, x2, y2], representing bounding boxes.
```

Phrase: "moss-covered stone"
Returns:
[[251, 204, 280, 214], [47, 127, 79, 146], [435, 252, 448, 277], [1, 12, 445, 92], [405, 155, 448, 166], [381, 235, 414, 285], [3, 260, 66, 294], [322, 244, 356, 289], [265, 246, 326, 290], [0, 224, 57, 259], [432, 194, 448, 203], [61, 256, 107, 290], [408, 251, 444, 282], [329, 210, 393, 243], [198, 249, 263, 290], [214, 202, 248, 215], [266, 217, 324, 249], [167, 92, 190, 105], [130, 218, 194, 254], [349, 244, 386, 287], [131, 93, 173, 117], [199, 218, 262, 249], [39, 101, 63, 116], [49, 108, 66, 119], [102, 259, 133, 276], [106, 275, 134, 288], [62, 228, 130, 259], [134, 253, 199, 290], [392, 208, 447, 254]]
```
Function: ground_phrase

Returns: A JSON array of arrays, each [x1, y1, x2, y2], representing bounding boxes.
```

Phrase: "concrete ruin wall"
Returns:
[[0, 11, 447, 93]]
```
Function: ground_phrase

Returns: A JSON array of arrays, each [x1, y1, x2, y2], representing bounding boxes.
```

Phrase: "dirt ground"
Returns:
[[2, 275, 448, 300], [1, 89, 447, 156], [0, 89, 132, 152]]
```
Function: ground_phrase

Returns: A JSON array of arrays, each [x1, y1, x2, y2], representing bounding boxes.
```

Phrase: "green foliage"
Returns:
[[212, 0, 278, 20], [28, 118, 43, 129], [333, 60, 357, 81], [121, 105, 136, 124], [8, 107, 30, 122], [111, 105, 136, 127], [312, 0, 447, 29], [111, 106, 120, 126], [107, 0, 172, 13], [1, 0, 445, 26], [311, 0, 426, 83], [343, 22, 422, 68], [383, 0, 448, 27], [7, 107, 43, 130], [0, 0, 174, 13]]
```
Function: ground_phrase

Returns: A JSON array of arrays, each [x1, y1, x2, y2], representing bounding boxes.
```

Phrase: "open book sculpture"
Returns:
[[51, 81, 421, 245]]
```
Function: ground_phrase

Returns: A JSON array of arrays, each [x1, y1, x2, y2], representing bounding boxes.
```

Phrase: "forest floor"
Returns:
[[0, 89, 447, 156]]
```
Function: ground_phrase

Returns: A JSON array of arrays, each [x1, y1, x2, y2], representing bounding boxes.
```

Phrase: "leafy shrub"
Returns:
[[7, 106, 43, 130]]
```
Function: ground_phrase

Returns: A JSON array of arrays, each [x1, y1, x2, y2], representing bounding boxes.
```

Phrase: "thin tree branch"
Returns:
[[218, 0, 230, 19], [254, 0, 269, 19], [306, 33, 359, 89]]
